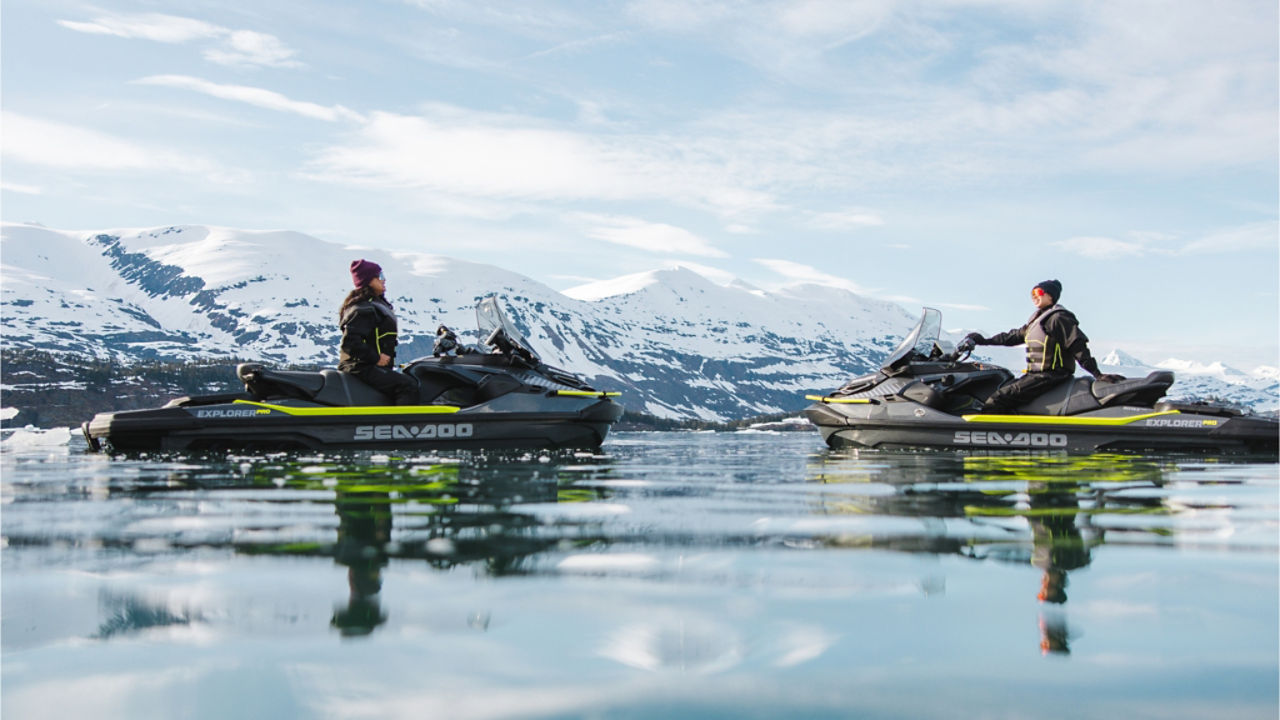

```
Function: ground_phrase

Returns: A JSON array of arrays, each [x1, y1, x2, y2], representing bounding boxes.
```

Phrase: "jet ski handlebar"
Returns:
[[485, 327, 537, 364]]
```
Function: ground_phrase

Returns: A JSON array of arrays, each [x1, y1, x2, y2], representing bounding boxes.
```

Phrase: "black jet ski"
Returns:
[[83, 296, 623, 452], [804, 308, 1278, 454]]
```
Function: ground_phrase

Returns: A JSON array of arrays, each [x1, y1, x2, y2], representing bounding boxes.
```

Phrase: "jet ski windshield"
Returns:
[[476, 295, 542, 364], [882, 307, 942, 371]]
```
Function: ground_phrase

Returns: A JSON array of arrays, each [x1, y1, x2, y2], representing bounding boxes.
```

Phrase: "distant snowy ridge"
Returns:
[[1099, 349, 1278, 411], [3, 222, 1273, 418]]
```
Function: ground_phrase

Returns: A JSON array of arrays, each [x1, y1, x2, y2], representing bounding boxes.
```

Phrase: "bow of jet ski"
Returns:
[[804, 308, 1278, 455], [83, 295, 623, 453]]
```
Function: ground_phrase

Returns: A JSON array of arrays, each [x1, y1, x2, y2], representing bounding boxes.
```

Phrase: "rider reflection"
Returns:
[[1027, 480, 1092, 655], [237, 458, 615, 638], [330, 487, 391, 637]]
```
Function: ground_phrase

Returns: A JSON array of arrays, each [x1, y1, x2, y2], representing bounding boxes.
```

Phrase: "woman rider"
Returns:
[[338, 259, 418, 405]]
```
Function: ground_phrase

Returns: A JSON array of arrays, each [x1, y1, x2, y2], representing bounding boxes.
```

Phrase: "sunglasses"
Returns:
[[1032, 288, 1045, 297], [378, 272, 386, 282]]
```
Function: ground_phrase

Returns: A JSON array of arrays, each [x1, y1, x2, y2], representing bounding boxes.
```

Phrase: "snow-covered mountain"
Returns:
[[1098, 350, 1278, 411], [1, 223, 911, 420], [2, 223, 1274, 419]]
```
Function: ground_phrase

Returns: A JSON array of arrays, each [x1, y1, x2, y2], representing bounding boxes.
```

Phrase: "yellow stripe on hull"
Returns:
[[552, 390, 621, 398], [232, 400, 461, 416], [960, 410, 1180, 426], [805, 395, 872, 404]]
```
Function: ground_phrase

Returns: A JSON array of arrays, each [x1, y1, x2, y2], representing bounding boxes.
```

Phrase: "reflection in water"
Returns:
[[225, 455, 615, 638], [331, 485, 392, 636], [2, 433, 1277, 719], [1026, 481, 1088, 655], [809, 452, 1185, 655], [93, 591, 196, 640], [601, 616, 744, 674]]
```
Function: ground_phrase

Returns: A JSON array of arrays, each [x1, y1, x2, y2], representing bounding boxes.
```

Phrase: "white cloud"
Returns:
[[306, 107, 775, 214], [58, 13, 301, 68], [1, 182, 43, 195], [1179, 221, 1277, 255], [753, 258, 872, 294], [135, 75, 362, 122], [1053, 235, 1149, 260], [1055, 223, 1277, 259], [776, 0, 894, 43], [628, 0, 1276, 179], [578, 214, 727, 257], [807, 208, 885, 230], [0, 111, 238, 181], [57, 14, 222, 43], [203, 30, 301, 68], [628, 0, 892, 44]]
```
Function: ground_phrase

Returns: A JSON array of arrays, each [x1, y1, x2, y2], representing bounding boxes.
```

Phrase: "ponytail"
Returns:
[[339, 286, 377, 323]]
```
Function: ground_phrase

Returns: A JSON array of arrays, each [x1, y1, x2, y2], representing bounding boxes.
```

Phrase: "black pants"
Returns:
[[984, 371, 1072, 411], [351, 366, 419, 405]]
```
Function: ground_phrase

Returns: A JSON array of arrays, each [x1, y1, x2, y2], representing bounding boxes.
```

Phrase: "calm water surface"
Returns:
[[3, 429, 1277, 719]]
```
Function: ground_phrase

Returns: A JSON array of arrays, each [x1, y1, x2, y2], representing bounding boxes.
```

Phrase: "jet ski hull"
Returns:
[[806, 307, 1278, 455], [84, 395, 624, 453], [806, 400, 1279, 454]]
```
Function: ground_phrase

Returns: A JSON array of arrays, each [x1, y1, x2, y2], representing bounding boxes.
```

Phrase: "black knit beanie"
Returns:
[[1034, 279, 1062, 302]]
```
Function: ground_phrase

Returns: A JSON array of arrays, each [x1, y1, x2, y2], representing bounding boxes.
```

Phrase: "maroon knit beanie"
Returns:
[[350, 259, 382, 288]]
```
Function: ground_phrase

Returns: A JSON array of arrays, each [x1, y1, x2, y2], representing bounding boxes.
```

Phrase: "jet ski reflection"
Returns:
[[230, 456, 615, 637], [809, 452, 1181, 654]]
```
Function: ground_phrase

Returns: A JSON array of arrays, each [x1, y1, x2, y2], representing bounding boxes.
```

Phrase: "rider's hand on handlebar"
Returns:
[[956, 332, 984, 354]]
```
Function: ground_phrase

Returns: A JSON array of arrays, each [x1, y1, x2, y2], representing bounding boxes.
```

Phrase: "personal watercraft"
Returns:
[[804, 308, 1278, 454], [83, 296, 623, 452]]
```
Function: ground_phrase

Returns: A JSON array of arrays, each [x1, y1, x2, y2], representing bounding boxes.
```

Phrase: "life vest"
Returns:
[[1024, 305, 1072, 373]]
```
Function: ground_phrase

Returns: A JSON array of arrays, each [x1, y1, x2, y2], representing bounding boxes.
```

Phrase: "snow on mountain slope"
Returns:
[[1099, 349, 1278, 412], [3, 222, 1272, 418], [563, 269, 666, 301]]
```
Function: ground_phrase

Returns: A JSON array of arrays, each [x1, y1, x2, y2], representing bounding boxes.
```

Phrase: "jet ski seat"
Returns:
[[1091, 371, 1174, 408], [314, 370, 397, 406], [1013, 370, 1176, 416], [237, 363, 394, 406]]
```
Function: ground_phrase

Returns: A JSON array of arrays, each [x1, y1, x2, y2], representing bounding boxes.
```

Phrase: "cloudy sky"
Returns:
[[3, 0, 1277, 366]]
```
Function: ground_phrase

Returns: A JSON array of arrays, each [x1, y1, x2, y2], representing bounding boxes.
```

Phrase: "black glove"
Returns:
[[1097, 374, 1124, 384], [956, 332, 984, 353]]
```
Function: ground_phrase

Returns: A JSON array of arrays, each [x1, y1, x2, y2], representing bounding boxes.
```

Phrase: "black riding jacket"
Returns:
[[339, 296, 399, 372], [984, 304, 1102, 377]]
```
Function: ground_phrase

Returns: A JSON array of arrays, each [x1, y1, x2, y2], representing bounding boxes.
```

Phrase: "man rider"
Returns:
[[956, 280, 1123, 411]]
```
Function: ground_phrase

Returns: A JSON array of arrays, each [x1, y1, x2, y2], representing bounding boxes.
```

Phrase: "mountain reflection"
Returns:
[[93, 591, 197, 640]]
